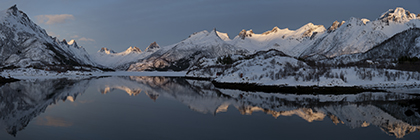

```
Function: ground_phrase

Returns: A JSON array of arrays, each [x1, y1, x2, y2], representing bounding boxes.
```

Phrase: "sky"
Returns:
[[1, 0, 420, 53]]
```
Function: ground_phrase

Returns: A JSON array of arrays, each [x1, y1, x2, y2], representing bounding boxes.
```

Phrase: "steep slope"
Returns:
[[301, 7, 420, 60], [92, 43, 159, 69], [127, 29, 246, 71], [0, 5, 96, 68]]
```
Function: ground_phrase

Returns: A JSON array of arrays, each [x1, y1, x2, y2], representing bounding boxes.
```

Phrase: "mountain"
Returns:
[[92, 44, 159, 69], [99, 47, 116, 54], [379, 7, 418, 23], [325, 28, 420, 65], [300, 7, 420, 60], [128, 7, 420, 72], [0, 5, 97, 69], [145, 42, 160, 52], [127, 29, 246, 71], [2, 5, 419, 72], [228, 23, 326, 56]]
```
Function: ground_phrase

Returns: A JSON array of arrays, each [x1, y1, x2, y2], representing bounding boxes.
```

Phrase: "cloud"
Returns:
[[36, 14, 75, 25], [35, 116, 73, 127], [79, 37, 95, 43], [47, 31, 60, 38]]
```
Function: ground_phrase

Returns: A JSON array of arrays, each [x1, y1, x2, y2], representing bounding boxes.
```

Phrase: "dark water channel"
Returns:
[[0, 76, 419, 140]]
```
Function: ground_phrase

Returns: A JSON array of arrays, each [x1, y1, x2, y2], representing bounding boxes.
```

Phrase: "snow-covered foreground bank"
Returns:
[[0, 68, 186, 79], [215, 67, 420, 89]]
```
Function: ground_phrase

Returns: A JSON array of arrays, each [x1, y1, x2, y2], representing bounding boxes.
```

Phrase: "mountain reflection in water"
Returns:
[[0, 76, 419, 139]]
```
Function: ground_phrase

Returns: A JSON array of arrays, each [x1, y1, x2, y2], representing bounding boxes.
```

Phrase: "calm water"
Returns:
[[0, 76, 419, 140]]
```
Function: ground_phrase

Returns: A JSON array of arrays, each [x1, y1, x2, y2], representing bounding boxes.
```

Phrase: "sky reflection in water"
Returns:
[[0, 76, 419, 140]]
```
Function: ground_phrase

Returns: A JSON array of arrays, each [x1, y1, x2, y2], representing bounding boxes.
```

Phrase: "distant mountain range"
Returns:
[[1, 5, 419, 72]]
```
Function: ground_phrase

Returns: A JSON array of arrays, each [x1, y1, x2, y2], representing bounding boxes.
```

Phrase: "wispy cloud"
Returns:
[[79, 37, 95, 43], [69, 35, 95, 43], [36, 14, 75, 25], [35, 116, 73, 127]]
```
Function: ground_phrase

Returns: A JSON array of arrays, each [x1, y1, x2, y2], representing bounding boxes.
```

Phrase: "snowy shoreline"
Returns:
[[0, 68, 187, 80], [3, 68, 420, 94]]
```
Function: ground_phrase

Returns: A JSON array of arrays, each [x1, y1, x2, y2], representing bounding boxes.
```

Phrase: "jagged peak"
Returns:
[[189, 30, 209, 38], [125, 46, 142, 53], [296, 23, 326, 38], [379, 7, 417, 23], [8, 5, 18, 12], [99, 47, 116, 54], [209, 28, 221, 38], [298, 23, 324, 30], [145, 42, 160, 52], [262, 26, 281, 35], [4, 5, 26, 18], [327, 20, 346, 32], [68, 40, 77, 46], [238, 29, 254, 39], [211, 28, 217, 33], [361, 18, 370, 24], [184, 28, 224, 43], [61, 39, 67, 44]]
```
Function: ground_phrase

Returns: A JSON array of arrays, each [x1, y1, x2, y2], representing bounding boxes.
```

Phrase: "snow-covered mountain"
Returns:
[[145, 42, 160, 52], [223, 7, 420, 60], [0, 5, 97, 69], [127, 29, 246, 71], [127, 7, 420, 72], [98, 47, 116, 54], [92, 43, 159, 69], [326, 28, 420, 65], [2, 5, 419, 73], [228, 23, 326, 56], [300, 7, 420, 60]]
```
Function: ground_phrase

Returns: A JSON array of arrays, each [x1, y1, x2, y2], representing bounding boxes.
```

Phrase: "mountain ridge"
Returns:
[[0, 5, 98, 69], [1, 5, 420, 72]]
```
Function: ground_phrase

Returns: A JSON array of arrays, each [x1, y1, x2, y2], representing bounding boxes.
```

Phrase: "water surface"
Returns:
[[0, 76, 419, 140]]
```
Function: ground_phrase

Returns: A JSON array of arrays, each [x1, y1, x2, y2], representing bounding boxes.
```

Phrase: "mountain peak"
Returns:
[[327, 21, 345, 32], [125, 46, 142, 53], [209, 28, 220, 38], [8, 5, 18, 12], [262, 26, 281, 35], [379, 7, 417, 23], [68, 39, 77, 46], [62, 39, 67, 44], [145, 42, 160, 52], [5, 5, 24, 18], [99, 47, 116, 54], [238, 29, 254, 39], [296, 23, 326, 38]]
